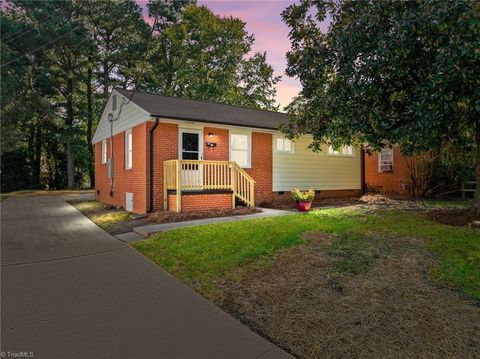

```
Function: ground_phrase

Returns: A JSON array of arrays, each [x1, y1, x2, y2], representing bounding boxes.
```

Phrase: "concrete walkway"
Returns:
[[1, 195, 292, 359], [132, 208, 292, 238]]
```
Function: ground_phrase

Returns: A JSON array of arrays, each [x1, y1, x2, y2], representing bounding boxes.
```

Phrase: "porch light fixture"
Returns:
[[208, 132, 214, 138]]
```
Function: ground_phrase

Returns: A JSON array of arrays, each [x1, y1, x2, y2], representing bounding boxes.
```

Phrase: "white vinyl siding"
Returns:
[[273, 136, 361, 191], [230, 132, 251, 168], [125, 129, 132, 170], [92, 90, 150, 145], [378, 148, 393, 172], [101, 139, 107, 164], [275, 136, 294, 153]]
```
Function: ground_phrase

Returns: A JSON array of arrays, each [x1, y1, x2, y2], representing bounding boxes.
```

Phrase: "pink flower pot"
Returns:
[[296, 201, 312, 212]]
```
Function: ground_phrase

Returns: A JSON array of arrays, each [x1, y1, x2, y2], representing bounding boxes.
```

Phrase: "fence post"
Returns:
[[163, 162, 167, 210], [176, 160, 182, 212], [231, 162, 236, 209]]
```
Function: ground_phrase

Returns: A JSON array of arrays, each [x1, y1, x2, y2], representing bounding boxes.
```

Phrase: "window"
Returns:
[[230, 133, 251, 168], [328, 145, 354, 157], [125, 129, 132, 169], [101, 140, 107, 164], [275, 136, 294, 153], [112, 94, 117, 111], [378, 148, 393, 172]]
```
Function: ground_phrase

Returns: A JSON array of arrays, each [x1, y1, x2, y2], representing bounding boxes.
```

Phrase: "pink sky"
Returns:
[[136, 0, 317, 109]]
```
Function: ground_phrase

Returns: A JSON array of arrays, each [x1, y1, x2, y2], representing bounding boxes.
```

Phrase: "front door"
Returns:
[[180, 130, 203, 188]]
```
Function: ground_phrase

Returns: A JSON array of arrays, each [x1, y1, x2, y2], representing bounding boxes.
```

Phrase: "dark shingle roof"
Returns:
[[115, 88, 288, 130]]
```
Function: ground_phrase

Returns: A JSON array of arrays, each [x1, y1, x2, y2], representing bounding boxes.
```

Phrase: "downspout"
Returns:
[[148, 117, 160, 213]]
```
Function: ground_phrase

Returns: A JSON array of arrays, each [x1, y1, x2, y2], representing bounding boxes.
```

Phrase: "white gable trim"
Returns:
[[92, 89, 151, 144]]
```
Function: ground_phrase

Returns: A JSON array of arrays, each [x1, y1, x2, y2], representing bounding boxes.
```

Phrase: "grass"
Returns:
[[134, 205, 480, 300], [1, 189, 93, 202], [422, 198, 474, 209], [327, 232, 389, 275], [71, 200, 133, 233]]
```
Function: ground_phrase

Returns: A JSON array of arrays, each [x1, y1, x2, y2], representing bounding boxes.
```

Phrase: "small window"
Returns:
[[275, 136, 294, 153], [328, 145, 354, 157], [112, 94, 117, 111], [379, 148, 393, 172], [101, 140, 107, 164], [230, 133, 251, 168], [125, 129, 132, 169]]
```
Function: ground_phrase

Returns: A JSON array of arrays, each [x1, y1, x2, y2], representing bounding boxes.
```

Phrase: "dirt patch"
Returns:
[[425, 208, 480, 227], [216, 232, 480, 359]]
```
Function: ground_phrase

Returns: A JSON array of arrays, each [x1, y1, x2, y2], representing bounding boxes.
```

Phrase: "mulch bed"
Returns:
[[146, 206, 261, 224], [216, 232, 480, 359], [263, 194, 422, 211], [425, 208, 480, 227]]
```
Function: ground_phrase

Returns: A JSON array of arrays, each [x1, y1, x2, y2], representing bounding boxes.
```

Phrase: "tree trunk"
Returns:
[[103, 37, 110, 96], [27, 122, 35, 187], [474, 126, 480, 214], [86, 65, 95, 188], [33, 124, 42, 187], [66, 72, 75, 189]]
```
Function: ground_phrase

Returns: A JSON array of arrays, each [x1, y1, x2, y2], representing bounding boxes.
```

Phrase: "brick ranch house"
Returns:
[[93, 89, 362, 214]]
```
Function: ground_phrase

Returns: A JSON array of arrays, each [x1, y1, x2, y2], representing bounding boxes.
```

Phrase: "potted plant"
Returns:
[[291, 188, 315, 211]]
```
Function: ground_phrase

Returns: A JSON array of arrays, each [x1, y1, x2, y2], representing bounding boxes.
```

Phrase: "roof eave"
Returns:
[[149, 113, 282, 131]]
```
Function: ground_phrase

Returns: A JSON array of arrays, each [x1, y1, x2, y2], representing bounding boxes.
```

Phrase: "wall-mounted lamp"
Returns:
[[206, 142, 217, 148], [208, 132, 214, 138]]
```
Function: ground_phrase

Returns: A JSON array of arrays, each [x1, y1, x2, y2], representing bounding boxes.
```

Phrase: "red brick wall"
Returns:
[[201, 129, 274, 205], [167, 192, 232, 212], [245, 132, 273, 205], [203, 127, 229, 161], [365, 147, 411, 194], [95, 123, 149, 213], [151, 122, 179, 211]]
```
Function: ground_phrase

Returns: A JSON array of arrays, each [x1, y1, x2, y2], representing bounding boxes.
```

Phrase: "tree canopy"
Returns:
[[282, 0, 480, 210], [1, 0, 280, 192]]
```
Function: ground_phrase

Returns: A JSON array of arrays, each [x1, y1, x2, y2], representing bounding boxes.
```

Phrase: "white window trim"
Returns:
[[125, 129, 132, 170], [178, 128, 204, 160], [378, 148, 394, 172], [274, 135, 295, 154], [101, 139, 107, 164], [229, 131, 252, 168], [327, 145, 355, 157]]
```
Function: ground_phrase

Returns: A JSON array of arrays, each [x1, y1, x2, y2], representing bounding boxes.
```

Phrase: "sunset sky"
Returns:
[[136, 0, 328, 109]]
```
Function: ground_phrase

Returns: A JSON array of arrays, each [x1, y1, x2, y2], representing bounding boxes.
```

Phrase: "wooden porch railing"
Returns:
[[163, 160, 255, 212]]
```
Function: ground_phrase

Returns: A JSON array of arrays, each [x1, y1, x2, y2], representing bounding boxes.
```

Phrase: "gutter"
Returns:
[[148, 117, 160, 213]]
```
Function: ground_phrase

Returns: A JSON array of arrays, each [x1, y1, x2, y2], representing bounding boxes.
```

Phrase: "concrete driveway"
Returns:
[[1, 195, 292, 359]]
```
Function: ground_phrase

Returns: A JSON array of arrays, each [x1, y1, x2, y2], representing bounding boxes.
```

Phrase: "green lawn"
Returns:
[[134, 206, 480, 300]]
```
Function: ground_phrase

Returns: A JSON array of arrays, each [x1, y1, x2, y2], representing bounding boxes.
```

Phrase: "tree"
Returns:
[[144, 4, 280, 110], [282, 0, 480, 211], [11, 0, 96, 189], [81, 0, 148, 96]]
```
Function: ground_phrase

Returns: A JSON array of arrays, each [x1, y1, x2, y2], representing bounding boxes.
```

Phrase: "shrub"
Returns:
[[291, 188, 315, 202]]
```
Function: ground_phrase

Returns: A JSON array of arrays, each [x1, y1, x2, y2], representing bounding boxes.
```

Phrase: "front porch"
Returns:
[[163, 160, 255, 212]]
